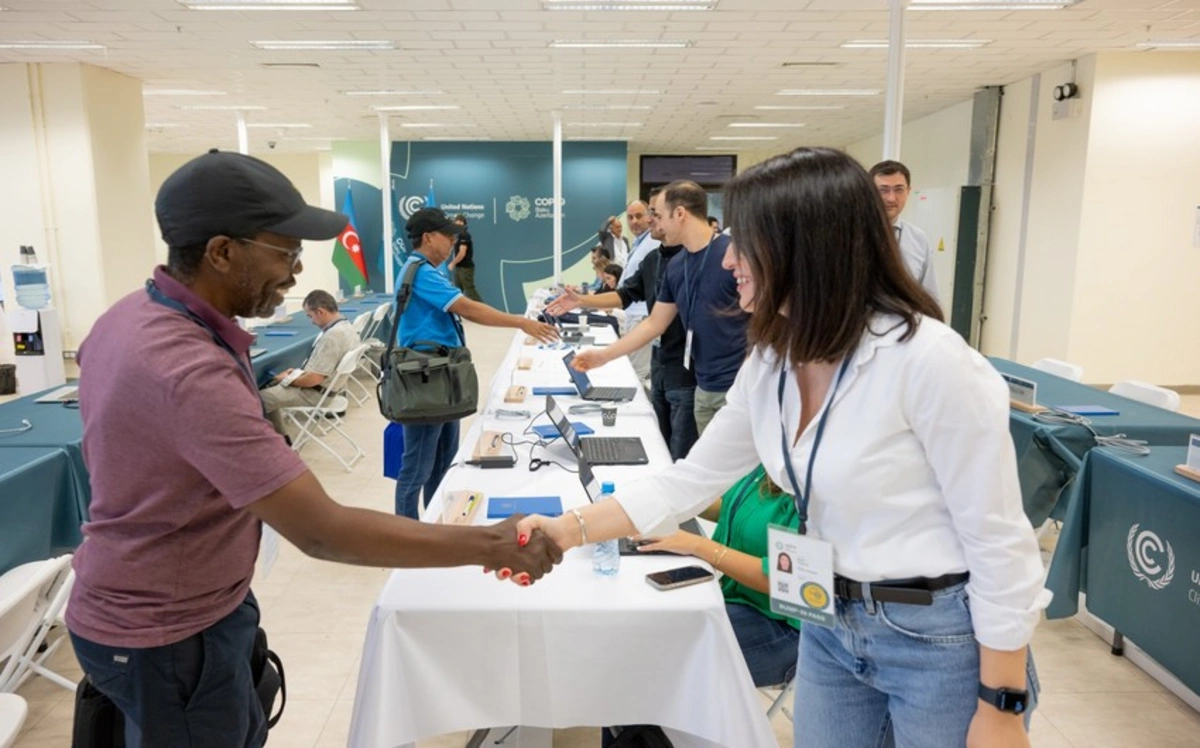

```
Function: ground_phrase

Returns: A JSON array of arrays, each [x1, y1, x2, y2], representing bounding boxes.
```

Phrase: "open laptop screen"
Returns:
[[545, 395, 583, 458], [561, 351, 593, 396]]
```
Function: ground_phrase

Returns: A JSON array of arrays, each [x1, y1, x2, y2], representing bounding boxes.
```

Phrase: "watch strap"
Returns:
[[978, 683, 1029, 714]]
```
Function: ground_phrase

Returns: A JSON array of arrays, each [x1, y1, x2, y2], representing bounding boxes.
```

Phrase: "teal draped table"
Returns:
[[0, 446, 82, 574], [250, 317, 321, 386], [1045, 446, 1200, 696], [989, 358, 1200, 525]]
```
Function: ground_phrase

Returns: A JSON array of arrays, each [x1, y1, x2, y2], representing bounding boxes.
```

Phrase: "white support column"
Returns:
[[552, 111, 563, 284], [380, 113, 395, 294], [235, 110, 249, 155], [882, 0, 907, 160]]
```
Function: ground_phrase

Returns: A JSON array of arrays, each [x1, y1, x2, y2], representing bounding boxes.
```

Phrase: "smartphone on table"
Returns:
[[645, 565, 715, 591]]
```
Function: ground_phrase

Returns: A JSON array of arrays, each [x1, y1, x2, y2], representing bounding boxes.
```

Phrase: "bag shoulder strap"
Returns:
[[382, 257, 428, 365]]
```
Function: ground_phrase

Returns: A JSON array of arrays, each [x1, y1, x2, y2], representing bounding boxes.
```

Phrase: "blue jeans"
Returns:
[[649, 378, 697, 461], [394, 419, 460, 518], [70, 592, 265, 748], [726, 602, 800, 688], [794, 582, 1040, 748]]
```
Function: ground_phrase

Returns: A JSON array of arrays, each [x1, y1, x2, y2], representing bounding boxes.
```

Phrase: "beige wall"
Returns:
[[149, 150, 340, 312]]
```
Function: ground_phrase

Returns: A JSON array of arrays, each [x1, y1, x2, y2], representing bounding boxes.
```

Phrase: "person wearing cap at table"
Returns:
[[392, 207, 558, 520], [67, 150, 563, 748]]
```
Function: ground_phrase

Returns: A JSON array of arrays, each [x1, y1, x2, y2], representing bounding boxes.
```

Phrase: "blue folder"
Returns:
[[487, 496, 563, 519], [532, 422, 594, 440], [532, 386, 577, 396], [263, 331, 297, 337]]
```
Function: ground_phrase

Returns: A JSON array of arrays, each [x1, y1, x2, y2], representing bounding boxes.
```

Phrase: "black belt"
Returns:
[[834, 572, 969, 607]]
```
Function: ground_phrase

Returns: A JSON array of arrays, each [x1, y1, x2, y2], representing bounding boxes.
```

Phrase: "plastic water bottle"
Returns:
[[12, 246, 51, 311], [592, 481, 620, 576]]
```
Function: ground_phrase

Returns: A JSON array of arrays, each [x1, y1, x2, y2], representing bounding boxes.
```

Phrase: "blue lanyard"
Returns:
[[777, 355, 853, 535], [680, 236, 714, 327], [145, 280, 263, 405]]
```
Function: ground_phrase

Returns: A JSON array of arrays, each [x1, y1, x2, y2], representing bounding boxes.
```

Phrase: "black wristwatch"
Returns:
[[978, 683, 1029, 715]]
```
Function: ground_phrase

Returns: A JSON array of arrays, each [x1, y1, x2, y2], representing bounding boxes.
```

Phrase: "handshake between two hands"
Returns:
[[482, 514, 577, 586]]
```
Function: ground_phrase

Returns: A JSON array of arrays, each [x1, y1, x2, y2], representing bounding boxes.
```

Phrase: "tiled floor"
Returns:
[[9, 329, 1200, 747]]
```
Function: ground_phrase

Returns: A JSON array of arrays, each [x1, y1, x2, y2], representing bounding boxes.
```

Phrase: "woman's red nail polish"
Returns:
[[518, 534, 529, 547], [483, 568, 491, 574], [520, 579, 531, 587], [499, 569, 512, 579]]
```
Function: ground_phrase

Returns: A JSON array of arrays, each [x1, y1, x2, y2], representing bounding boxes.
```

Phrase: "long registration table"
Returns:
[[1045, 446, 1200, 697], [349, 305, 777, 748], [990, 358, 1200, 525]]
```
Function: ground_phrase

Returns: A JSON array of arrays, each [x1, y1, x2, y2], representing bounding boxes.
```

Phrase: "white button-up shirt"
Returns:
[[895, 219, 940, 304], [618, 230, 661, 319], [617, 314, 1050, 651]]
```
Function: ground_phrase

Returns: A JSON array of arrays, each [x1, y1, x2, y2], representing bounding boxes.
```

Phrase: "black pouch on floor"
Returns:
[[252, 626, 287, 728], [71, 674, 125, 748], [605, 725, 675, 748]]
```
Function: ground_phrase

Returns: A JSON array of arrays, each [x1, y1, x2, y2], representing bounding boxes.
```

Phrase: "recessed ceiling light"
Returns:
[[841, 39, 990, 49], [562, 89, 660, 95], [710, 136, 778, 141], [561, 104, 652, 110], [910, 0, 1075, 9], [566, 122, 643, 127], [399, 123, 478, 128], [421, 137, 492, 141], [728, 122, 806, 128], [370, 105, 460, 111], [144, 89, 228, 96], [180, 104, 268, 110], [1135, 39, 1200, 49], [550, 39, 691, 49], [543, 1, 715, 9], [776, 89, 880, 96], [246, 123, 312, 128], [754, 105, 845, 110], [0, 41, 104, 50], [344, 90, 443, 96], [182, 0, 358, 8], [566, 136, 630, 140], [251, 40, 392, 50]]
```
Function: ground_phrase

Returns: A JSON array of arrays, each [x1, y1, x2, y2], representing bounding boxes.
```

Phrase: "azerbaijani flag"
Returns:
[[332, 189, 368, 287]]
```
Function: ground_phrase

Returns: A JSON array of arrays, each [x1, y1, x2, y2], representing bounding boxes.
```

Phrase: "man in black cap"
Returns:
[[67, 151, 563, 748], [391, 207, 557, 519]]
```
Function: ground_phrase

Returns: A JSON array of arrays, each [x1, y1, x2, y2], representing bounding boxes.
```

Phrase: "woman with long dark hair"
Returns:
[[516, 148, 1046, 747]]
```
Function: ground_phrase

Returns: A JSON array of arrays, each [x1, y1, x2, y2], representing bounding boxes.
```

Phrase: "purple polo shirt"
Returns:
[[67, 267, 308, 648]]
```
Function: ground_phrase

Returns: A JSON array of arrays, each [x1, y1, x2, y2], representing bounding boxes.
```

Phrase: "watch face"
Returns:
[[998, 689, 1028, 714]]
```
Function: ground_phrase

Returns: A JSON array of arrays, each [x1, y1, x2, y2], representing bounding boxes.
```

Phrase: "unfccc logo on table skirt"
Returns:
[[1127, 524, 1175, 590]]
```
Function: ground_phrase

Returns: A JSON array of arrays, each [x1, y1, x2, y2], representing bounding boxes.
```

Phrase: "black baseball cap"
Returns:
[[155, 149, 347, 247], [406, 207, 463, 240]]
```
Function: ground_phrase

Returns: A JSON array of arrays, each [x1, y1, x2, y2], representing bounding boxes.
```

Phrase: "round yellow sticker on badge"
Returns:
[[801, 582, 830, 610]]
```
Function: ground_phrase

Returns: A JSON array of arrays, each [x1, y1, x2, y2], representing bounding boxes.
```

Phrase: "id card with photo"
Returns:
[[768, 524, 835, 628]]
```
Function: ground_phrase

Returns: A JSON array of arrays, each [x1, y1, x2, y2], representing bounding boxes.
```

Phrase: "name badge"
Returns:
[[1001, 373, 1038, 409], [683, 328, 694, 370], [260, 525, 280, 578], [1188, 434, 1200, 473], [768, 524, 835, 629]]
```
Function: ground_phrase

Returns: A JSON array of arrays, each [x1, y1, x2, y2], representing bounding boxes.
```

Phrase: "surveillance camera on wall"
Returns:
[[1052, 82, 1079, 102], [267, 140, 278, 150]]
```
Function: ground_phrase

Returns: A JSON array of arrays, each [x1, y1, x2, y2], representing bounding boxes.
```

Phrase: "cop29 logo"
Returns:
[[506, 195, 531, 222], [1126, 524, 1175, 590], [399, 195, 425, 220]]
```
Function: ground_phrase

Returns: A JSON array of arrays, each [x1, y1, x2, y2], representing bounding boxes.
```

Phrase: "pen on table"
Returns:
[[461, 494, 477, 517]]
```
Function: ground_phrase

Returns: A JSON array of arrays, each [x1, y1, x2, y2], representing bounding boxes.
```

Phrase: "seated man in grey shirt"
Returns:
[[260, 289, 361, 432], [870, 160, 940, 306]]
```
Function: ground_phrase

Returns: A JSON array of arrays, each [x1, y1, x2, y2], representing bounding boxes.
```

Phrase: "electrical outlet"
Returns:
[[62, 350, 78, 360]]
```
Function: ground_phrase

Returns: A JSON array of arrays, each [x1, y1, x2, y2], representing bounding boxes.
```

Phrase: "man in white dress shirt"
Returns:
[[870, 160, 941, 306], [617, 199, 659, 381]]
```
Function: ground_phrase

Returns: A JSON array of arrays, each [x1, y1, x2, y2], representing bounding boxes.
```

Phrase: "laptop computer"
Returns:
[[541, 311, 595, 346], [35, 385, 79, 404], [561, 351, 637, 402], [576, 455, 705, 555], [545, 395, 648, 466]]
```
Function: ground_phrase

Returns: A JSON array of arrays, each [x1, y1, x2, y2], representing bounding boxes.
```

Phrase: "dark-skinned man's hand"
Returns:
[[481, 516, 564, 586]]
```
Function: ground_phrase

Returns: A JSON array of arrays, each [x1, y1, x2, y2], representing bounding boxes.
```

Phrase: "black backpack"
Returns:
[[605, 725, 675, 748], [71, 627, 285, 747]]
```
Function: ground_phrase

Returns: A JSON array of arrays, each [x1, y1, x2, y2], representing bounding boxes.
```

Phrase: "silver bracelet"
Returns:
[[571, 509, 588, 546]]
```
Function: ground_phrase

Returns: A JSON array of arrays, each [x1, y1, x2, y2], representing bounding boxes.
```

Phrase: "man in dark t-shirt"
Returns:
[[448, 213, 482, 301]]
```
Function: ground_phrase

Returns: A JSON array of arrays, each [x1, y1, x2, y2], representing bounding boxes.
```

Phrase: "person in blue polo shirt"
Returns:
[[393, 208, 557, 519]]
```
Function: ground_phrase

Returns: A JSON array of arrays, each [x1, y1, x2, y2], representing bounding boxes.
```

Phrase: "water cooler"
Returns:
[[7, 246, 66, 394]]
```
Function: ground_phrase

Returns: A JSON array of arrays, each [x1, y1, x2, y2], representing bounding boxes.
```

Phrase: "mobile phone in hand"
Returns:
[[645, 565, 715, 591]]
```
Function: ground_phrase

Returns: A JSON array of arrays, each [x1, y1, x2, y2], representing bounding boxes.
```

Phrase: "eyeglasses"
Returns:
[[238, 237, 304, 268], [877, 185, 908, 197]]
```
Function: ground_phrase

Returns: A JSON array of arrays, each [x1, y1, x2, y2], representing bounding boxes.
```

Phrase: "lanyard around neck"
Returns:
[[777, 355, 853, 535]]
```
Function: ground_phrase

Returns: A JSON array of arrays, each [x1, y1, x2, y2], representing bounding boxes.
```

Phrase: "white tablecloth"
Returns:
[[349, 300, 778, 748]]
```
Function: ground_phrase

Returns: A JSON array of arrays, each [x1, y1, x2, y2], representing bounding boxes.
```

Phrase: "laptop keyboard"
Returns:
[[588, 386, 629, 401], [583, 438, 626, 463]]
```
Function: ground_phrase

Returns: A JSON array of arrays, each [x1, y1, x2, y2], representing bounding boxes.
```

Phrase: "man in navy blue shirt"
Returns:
[[573, 180, 748, 434], [393, 208, 557, 518]]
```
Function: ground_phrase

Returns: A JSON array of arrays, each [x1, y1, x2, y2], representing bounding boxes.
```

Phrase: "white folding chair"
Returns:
[[0, 693, 28, 748], [1031, 357, 1084, 382], [763, 675, 796, 722], [1109, 380, 1181, 412], [345, 305, 392, 406], [281, 344, 369, 471], [0, 555, 77, 694]]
